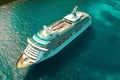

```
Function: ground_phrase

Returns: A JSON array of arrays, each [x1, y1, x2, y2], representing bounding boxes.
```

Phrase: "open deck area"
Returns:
[[51, 20, 72, 32]]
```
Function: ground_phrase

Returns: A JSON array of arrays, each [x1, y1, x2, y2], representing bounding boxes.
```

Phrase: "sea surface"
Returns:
[[0, 0, 120, 80]]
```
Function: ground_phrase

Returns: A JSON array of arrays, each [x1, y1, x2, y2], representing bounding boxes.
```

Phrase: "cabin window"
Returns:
[[63, 38, 67, 41], [57, 41, 62, 45], [79, 26, 82, 28]]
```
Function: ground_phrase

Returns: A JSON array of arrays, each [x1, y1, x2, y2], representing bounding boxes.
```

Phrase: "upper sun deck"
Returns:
[[32, 6, 89, 46], [40, 12, 88, 39], [51, 20, 72, 33]]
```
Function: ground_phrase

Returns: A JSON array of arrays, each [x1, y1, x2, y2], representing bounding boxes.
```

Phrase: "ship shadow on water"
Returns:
[[24, 26, 95, 80]]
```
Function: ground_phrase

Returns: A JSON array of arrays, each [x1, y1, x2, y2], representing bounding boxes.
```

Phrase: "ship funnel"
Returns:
[[71, 6, 78, 14], [71, 6, 78, 18]]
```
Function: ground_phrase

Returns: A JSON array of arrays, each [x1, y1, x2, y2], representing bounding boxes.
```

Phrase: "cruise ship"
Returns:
[[16, 6, 92, 68]]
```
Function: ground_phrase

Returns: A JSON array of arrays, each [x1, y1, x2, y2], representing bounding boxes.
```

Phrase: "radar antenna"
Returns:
[[43, 25, 52, 37]]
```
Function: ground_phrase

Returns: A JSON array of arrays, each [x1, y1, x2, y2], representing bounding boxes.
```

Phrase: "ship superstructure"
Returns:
[[16, 6, 92, 68]]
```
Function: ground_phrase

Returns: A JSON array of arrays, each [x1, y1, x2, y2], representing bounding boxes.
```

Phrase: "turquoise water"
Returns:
[[0, 0, 120, 80]]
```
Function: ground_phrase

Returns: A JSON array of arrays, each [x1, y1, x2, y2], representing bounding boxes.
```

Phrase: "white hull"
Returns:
[[37, 20, 92, 63], [16, 6, 92, 68]]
